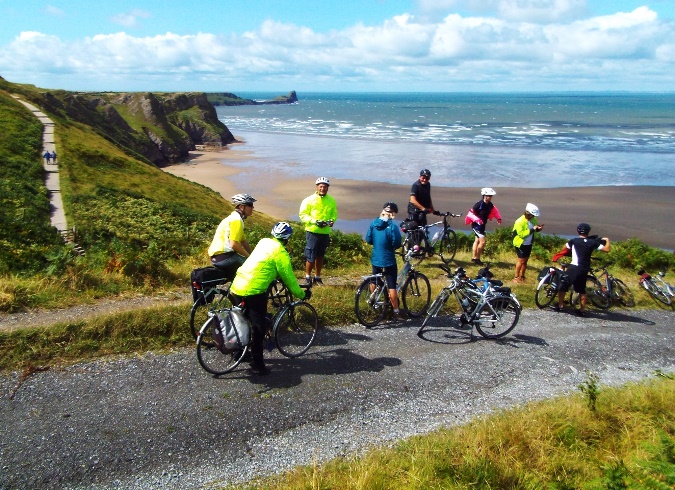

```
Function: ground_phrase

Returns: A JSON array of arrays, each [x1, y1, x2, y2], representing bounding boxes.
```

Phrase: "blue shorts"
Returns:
[[305, 232, 330, 262], [472, 223, 486, 238], [373, 264, 397, 290]]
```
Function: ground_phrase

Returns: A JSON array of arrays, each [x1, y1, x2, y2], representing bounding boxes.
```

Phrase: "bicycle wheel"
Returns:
[[534, 273, 558, 309], [196, 317, 248, 375], [586, 276, 611, 309], [643, 279, 672, 305], [274, 302, 318, 357], [402, 231, 427, 265], [419, 290, 450, 333], [190, 289, 233, 343], [611, 278, 635, 307], [474, 296, 520, 339], [439, 228, 457, 264], [401, 272, 431, 317], [354, 277, 388, 327]]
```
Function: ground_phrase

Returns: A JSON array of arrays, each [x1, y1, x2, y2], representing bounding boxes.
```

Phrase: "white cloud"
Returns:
[[110, 9, 151, 29], [45, 5, 65, 17]]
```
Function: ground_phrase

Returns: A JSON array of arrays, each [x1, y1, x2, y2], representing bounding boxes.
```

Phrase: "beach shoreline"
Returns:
[[163, 148, 674, 250]]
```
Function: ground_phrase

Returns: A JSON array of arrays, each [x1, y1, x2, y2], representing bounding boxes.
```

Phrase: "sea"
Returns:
[[215, 92, 675, 189]]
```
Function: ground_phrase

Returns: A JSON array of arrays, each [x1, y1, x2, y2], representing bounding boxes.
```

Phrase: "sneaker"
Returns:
[[249, 364, 271, 376], [471, 258, 484, 265], [393, 310, 407, 321], [305, 276, 313, 285], [552, 305, 562, 312], [576, 310, 585, 317], [313, 277, 324, 285]]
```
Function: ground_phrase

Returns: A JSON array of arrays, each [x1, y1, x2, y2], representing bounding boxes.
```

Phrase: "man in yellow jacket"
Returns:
[[299, 177, 338, 285], [230, 222, 309, 375]]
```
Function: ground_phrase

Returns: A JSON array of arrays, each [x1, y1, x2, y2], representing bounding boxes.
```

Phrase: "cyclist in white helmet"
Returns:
[[207, 193, 256, 279], [465, 187, 502, 265], [299, 177, 338, 285], [230, 222, 309, 375], [512, 202, 543, 283]]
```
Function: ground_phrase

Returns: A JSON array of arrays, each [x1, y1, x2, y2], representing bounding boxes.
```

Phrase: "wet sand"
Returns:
[[164, 148, 674, 250]]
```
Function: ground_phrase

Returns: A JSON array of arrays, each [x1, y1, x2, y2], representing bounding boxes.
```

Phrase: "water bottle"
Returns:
[[461, 297, 470, 310], [431, 230, 442, 246]]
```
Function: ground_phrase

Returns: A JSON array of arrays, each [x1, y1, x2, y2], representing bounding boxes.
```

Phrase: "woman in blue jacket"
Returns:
[[366, 202, 403, 319]]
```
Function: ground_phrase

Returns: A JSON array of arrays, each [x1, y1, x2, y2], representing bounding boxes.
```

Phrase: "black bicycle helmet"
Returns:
[[420, 169, 431, 178], [577, 223, 591, 235], [383, 202, 398, 213]]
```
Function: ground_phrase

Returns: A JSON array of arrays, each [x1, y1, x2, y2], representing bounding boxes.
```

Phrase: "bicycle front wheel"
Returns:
[[586, 277, 611, 309], [355, 277, 387, 327], [534, 273, 558, 309], [401, 272, 431, 317], [643, 279, 672, 305], [419, 290, 450, 334], [190, 290, 233, 343], [611, 278, 635, 307], [274, 302, 318, 357], [474, 296, 520, 339], [439, 229, 457, 264], [196, 317, 248, 375]]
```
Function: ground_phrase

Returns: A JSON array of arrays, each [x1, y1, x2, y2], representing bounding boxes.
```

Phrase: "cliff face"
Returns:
[[38, 91, 235, 167]]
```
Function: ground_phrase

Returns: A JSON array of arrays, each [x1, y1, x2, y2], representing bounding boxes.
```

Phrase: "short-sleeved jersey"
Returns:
[[208, 211, 245, 256], [407, 180, 432, 214], [566, 236, 607, 270]]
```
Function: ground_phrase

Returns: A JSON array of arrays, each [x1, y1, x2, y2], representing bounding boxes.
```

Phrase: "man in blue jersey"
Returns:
[[556, 223, 610, 316]]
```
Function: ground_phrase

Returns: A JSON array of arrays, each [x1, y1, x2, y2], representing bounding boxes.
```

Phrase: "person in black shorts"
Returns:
[[407, 169, 435, 227], [556, 223, 611, 316]]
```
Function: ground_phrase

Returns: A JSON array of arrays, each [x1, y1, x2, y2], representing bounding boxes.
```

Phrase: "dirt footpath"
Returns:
[[1, 308, 673, 489]]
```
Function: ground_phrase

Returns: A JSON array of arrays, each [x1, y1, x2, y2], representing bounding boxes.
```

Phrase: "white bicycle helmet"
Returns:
[[231, 193, 256, 206], [315, 177, 330, 186], [525, 202, 540, 217], [481, 187, 496, 196], [271, 222, 293, 240]]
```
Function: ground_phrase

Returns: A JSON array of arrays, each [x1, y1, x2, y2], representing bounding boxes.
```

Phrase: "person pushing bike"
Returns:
[[208, 193, 256, 280], [230, 222, 310, 375]]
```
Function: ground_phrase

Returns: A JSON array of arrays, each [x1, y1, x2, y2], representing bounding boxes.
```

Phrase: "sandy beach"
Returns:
[[164, 148, 674, 250]]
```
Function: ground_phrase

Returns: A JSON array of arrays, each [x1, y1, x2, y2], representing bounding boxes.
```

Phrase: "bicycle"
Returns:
[[418, 264, 520, 339], [196, 283, 317, 375], [400, 211, 462, 265], [638, 268, 674, 305], [578, 263, 635, 309], [534, 262, 571, 309], [354, 246, 431, 327]]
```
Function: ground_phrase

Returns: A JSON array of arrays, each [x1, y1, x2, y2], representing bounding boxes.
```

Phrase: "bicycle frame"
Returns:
[[401, 211, 460, 265]]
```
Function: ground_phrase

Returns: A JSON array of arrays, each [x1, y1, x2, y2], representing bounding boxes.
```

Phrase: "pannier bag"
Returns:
[[213, 307, 250, 352], [190, 266, 228, 305], [400, 219, 419, 233]]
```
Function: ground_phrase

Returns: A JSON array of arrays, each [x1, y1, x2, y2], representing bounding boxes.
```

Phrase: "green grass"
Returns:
[[235, 375, 675, 490]]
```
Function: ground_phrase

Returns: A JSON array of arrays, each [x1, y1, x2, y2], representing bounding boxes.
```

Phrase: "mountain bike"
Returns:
[[638, 269, 674, 305], [354, 246, 431, 327], [196, 283, 317, 375], [418, 264, 520, 339], [535, 262, 571, 309], [400, 211, 462, 265], [576, 263, 635, 309]]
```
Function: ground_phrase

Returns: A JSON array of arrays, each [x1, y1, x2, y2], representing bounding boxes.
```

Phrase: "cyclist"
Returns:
[[366, 202, 403, 319], [466, 187, 502, 265], [512, 202, 543, 283], [555, 223, 611, 316], [299, 177, 338, 285], [207, 193, 256, 280], [230, 222, 310, 375], [407, 169, 435, 227]]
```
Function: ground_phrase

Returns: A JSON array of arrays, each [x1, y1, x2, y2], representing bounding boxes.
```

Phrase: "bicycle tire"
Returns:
[[643, 278, 672, 305], [196, 316, 248, 375], [474, 296, 520, 339], [274, 301, 318, 357], [534, 272, 558, 309], [401, 271, 431, 317], [419, 290, 449, 334], [190, 289, 233, 343], [439, 228, 457, 264], [586, 276, 611, 309], [354, 277, 388, 327], [401, 231, 428, 266], [611, 278, 635, 307]]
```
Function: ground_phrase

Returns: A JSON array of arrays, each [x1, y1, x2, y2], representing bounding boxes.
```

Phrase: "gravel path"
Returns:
[[1, 307, 673, 489]]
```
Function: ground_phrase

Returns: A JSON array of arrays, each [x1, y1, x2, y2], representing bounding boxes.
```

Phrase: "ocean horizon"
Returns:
[[215, 92, 675, 188]]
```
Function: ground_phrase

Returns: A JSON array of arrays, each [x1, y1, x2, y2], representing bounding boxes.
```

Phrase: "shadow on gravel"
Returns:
[[244, 348, 402, 389], [582, 309, 656, 325], [416, 316, 474, 344]]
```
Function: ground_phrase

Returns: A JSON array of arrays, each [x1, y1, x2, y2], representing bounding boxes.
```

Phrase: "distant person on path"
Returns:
[[230, 222, 309, 375], [512, 203, 543, 283], [556, 223, 610, 316], [43, 151, 51, 164], [50, 150, 57, 164], [366, 202, 403, 319], [407, 169, 434, 227], [299, 177, 338, 285], [208, 194, 256, 280], [465, 187, 502, 265]]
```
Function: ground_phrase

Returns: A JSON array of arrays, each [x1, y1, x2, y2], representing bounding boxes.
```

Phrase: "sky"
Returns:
[[0, 0, 674, 93]]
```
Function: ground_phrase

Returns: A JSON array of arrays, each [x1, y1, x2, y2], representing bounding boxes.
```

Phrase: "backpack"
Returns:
[[190, 266, 229, 305]]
